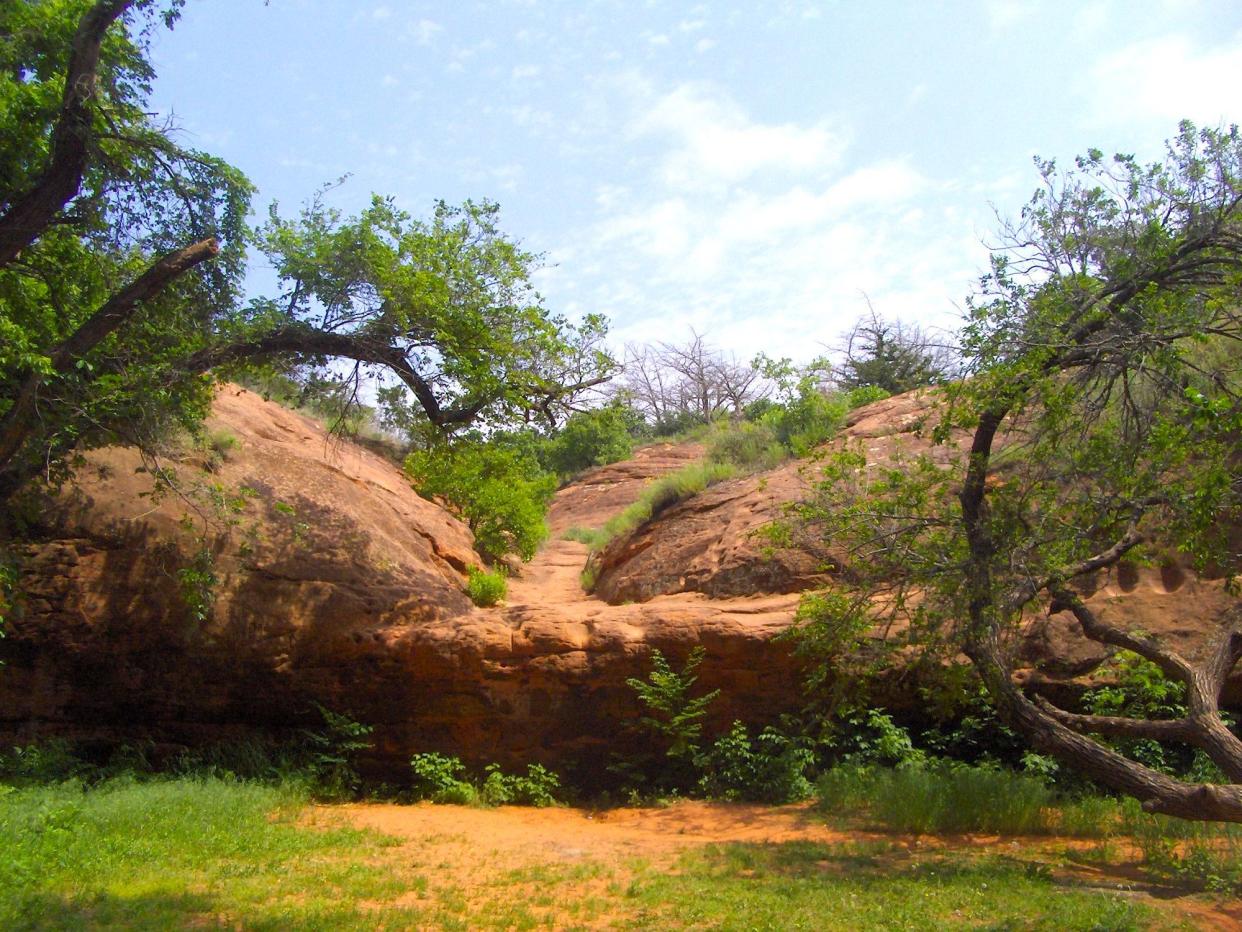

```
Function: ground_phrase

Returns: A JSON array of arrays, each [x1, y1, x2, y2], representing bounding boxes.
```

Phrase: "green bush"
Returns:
[[480, 763, 561, 807], [409, 753, 563, 807], [759, 385, 848, 457], [697, 721, 814, 803], [300, 705, 374, 800], [409, 753, 478, 804], [405, 439, 556, 561], [845, 385, 891, 409], [706, 420, 786, 471], [542, 405, 636, 478], [465, 565, 507, 606]]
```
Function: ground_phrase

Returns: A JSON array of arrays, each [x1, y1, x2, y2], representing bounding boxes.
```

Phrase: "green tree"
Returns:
[[0, 1, 616, 514], [797, 123, 1242, 821], [404, 438, 556, 561], [0, 0, 250, 502], [540, 403, 636, 479], [835, 309, 956, 394]]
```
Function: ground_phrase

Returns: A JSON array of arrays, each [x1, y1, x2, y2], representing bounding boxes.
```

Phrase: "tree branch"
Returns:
[[0, 0, 133, 268], [0, 237, 219, 474]]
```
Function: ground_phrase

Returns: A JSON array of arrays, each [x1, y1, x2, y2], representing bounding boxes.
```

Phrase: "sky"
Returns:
[[148, 0, 1242, 365]]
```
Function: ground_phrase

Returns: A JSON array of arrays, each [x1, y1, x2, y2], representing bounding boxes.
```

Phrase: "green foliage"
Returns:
[[621, 647, 721, 792], [175, 547, 217, 624], [300, 705, 374, 800], [705, 420, 785, 471], [480, 763, 562, 807], [409, 752, 478, 804], [845, 384, 891, 409], [465, 565, 508, 606], [817, 761, 1055, 834], [409, 753, 563, 807], [251, 196, 616, 437], [836, 312, 955, 393], [0, 1, 251, 495], [696, 721, 814, 803], [540, 404, 635, 478], [405, 438, 555, 561]]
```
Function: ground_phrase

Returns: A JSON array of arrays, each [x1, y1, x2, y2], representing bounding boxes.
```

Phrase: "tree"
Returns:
[[0, 0, 250, 502], [799, 123, 1242, 820], [404, 437, 555, 561], [834, 307, 958, 394], [0, 1, 614, 512], [616, 330, 764, 432]]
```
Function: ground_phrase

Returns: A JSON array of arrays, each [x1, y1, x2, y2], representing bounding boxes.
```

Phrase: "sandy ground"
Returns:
[[321, 799, 1242, 930]]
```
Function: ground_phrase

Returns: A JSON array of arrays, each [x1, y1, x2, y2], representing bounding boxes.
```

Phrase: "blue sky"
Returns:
[[149, 0, 1242, 364]]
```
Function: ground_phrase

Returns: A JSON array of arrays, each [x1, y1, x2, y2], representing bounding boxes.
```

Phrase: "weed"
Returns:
[[466, 565, 507, 606]]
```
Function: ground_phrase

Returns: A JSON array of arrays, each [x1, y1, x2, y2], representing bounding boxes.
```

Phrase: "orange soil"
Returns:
[[324, 799, 1242, 930]]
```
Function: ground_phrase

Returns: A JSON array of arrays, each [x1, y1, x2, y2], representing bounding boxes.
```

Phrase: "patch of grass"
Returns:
[[817, 762, 1059, 835], [624, 841, 1161, 930], [0, 776, 416, 929], [567, 459, 738, 564], [465, 565, 507, 607]]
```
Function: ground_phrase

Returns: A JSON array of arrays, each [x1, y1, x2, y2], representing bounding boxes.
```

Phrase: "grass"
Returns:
[[0, 776, 413, 929], [0, 770, 1230, 928], [564, 459, 738, 556], [623, 841, 1166, 930], [816, 762, 1242, 893]]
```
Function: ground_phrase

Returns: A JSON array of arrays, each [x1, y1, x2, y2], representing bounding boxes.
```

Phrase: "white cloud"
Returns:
[[633, 83, 846, 188], [372, 5, 392, 20], [1089, 33, 1242, 125], [512, 64, 542, 79], [694, 38, 716, 54], [409, 19, 443, 45]]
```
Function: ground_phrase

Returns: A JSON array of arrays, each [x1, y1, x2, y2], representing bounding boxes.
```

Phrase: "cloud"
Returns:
[[512, 64, 542, 79], [694, 38, 717, 54], [545, 80, 980, 361], [632, 83, 847, 189], [409, 19, 443, 45], [372, 6, 392, 21], [1089, 33, 1242, 125]]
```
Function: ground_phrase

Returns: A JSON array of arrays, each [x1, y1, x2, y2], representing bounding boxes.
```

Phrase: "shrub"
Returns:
[[409, 753, 478, 804], [300, 705, 374, 800], [620, 647, 721, 792], [845, 385, 890, 409], [759, 385, 848, 457], [405, 439, 556, 561], [480, 763, 561, 807], [466, 565, 507, 606], [541, 405, 636, 478], [706, 420, 785, 471], [697, 721, 814, 803]]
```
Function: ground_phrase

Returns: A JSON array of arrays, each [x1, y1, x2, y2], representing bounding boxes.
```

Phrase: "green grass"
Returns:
[[0, 777, 415, 929], [623, 841, 1166, 930], [564, 459, 738, 557]]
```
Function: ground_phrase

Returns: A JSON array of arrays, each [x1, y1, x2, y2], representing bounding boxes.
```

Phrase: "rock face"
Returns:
[[0, 389, 806, 781], [3, 386, 1238, 782], [592, 391, 954, 603]]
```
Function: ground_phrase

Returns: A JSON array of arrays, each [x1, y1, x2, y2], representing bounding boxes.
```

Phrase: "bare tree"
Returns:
[[616, 330, 766, 430]]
